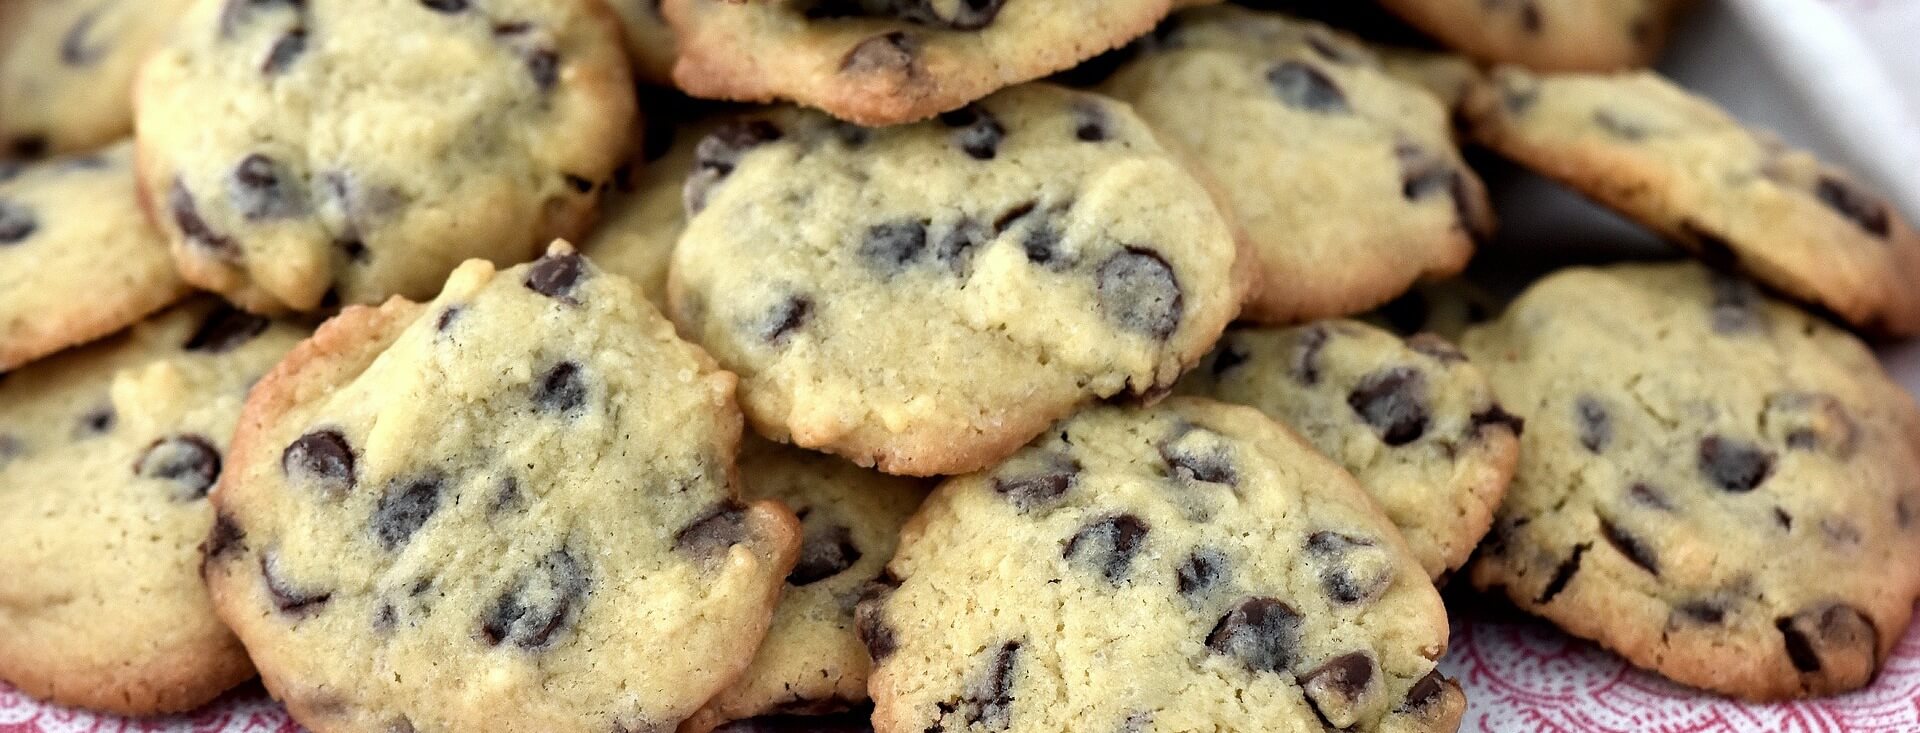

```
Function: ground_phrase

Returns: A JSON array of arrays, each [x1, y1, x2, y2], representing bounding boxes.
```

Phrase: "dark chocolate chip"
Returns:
[[1291, 325, 1329, 386], [261, 551, 331, 615], [522, 48, 559, 91], [1301, 651, 1376, 728], [1535, 543, 1588, 605], [525, 250, 587, 302], [282, 429, 356, 495], [789, 524, 862, 586], [1599, 518, 1659, 575], [675, 501, 748, 559], [1177, 549, 1228, 598], [1775, 506, 1795, 530], [935, 218, 987, 274], [1208, 340, 1248, 377], [1628, 482, 1672, 511], [1267, 61, 1348, 114], [1019, 218, 1065, 269], [1519, 2, 1543, 31], [841, 31, 918, 74], [1306, 532, 1390, 605], [1071, 101, 1111, 142], [1707, 270, 1768, 335], [1348, 367, 1430, 446], [231, 153, 304, 219], [939, 104, 1005, 161], [77, 405, 116, 436], [261, 28, 308, 74], [563, 173, 592, 193], [854, 573, 901, 661], [1160, 433, 1237, 487], [1206, 597, 1303, 674], [1698, 435, 1775, 492], [1395, 143, 1456, 201], [169, 181, 240, 259], [953, 641, 1021, 729], [185, 305, 271, 352], [1776, 604, 1877, 675], [135, 434, 223, 500], [1063, 513, 1149, 583], [203, 512, 246, 567], [1471, 404, 1525, 438], [372, 475, 443, 551], [686, 119, 785, 213], [1395, 671, 1447, 714], [435, 306, 462, 332], [1677, 600, 1727, 625], [1575, 395, 1611, 453], [759, 295, 813, 344], [0, 199, 38, 244], [481, 548, 588, 649], [421, 0, 467, 12], [1767, 391, 1858, 458], [857, 219, 929, 275], [534, 361, 588, 414], [1815, 176, 1891, 238], [992, 451, 1079, 510], [1096, 247, 1183, 339], [59, 10, 106, 65]]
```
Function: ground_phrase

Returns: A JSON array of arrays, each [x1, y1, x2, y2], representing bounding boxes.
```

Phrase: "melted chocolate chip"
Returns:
[[1161, 433, 1237, 487], [841, 31, 918, 74], [185, 305, 271, 352], [1575, 395, 1611, 453], [282, 429, 356, 495], [1291, 325, 1329, 385], [231, 154, 304, 219], [1599, 519, 1659, 575], [1096, 248, 1182, 339], [1395, 671, 1447, 713], [1177, 549, 1228, 598], [1348, 367, 1430, 446], [940, 104, 1005, 160], [1207, 597, 1303, 674], [760, 295, 813, 344], [1698, 436, 1775, 492], [1306, 532, 1391, 605], [534, 361, 588, 414], [1814, 176, 1890, 238], [372, 475, 443, 551], [675, 502, 748, 559], [435, 306, 462, 332], [262, 551, 331, 615], [169, 181, 240, 259], [992, 451, 1079, 510], [1268, 61, 1348, 114], [1776, 604, 1877, 675], [1301, 651, 1376, 728], [1535, 543, 1588, 605], [525, 250, 586, 302], [262, 29, 308, 74], [1063, 513, 1149, 583], [135, 435, 223, 500], [935, 218, 987, 274], [953, 641, 1021, 729], [854, 573, 901, 661], [789, 524, 862, 586], [857, 219, 929, 275], [0, 199, 38, 244], [481, 548, 588, 649]]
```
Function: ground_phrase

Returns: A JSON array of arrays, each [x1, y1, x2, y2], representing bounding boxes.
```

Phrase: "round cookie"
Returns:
[[684, 438, 928, 733], [204, 243, 800, 732], [1104, 8, 1493, 323], [1463, 68, 1920, 336], [1461, 262, 1920, 700], [0, 298, 304, 714], [1176, 320, 1521, 579], [669, 83, 1249, 476], [0, 141, 190, 370], [606, 0, 679, 84], [1375, 0, 1680, 71], [859, 398, 1463, 733], [135, 0, 636, 314], [662, 0, 1219, 125], [0, 0, 194, 157]]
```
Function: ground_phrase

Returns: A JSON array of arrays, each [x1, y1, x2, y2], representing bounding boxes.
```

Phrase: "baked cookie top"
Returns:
[[1105, 7, 1492, 322], [0, 141, 189, 370], [1464, 68, 1920, 336], [684, 438, 927, 733], [669, 83, 1248, 476], [0, 0, 194, 156], [204, 243, 800, 732], [1178, 320, 1520, 579], [0, 299, 303, 714], [860, 398, 1463, 733], [1375, 0, 1679, 71], [1463, 262, 1920, 700], [663, 0, 1216, 125], [135, 0, 635, 313]]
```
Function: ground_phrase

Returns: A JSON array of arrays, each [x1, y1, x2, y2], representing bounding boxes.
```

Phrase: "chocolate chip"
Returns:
[[841, 31, 918, 74], [1575, 395, 1610, 453], [185, 305, 271, 352], [1519, 2, 1543, 31], [694, 120, 782, 179], [203, 512, 246, 568], [1707, 271, 1768, 335], [136, 435, 223, 500], [261, 551, 331, 615], [935, 218, 987, 274], [1775, 506, 1795, 530], [1160, 431, 1236, 487], [1698, 435, 1775, 492], [940, 104, 1005, 160], [77, 405, 116, 436], [953, 641, 1021, 729], [231, 154, 304, 219], [1535, 543, 1588, 605], [675, 502, 748, 560], [1776, 604, 1877, 675], [563, 173, 592, 193], [59, 10, 106, 65], [1395, 671, 1447, 714], [1767, 391, 1858, 458], [1071, 101, 1110, 142], [1019, 218, 1065, 269], [1815, 176, 1890, 238], [372, 476, 443, 551], [481, 548, 588, 649], [1395, 143, 1456, 201], [1290, 325, 1329, 385], [1348, 367, 1430, 446], [435, 306, 462, 332], [525, 250, 586, 302], [1499, 75, 1540, 116], [759, 295, 813, 344], [1063, 513, 1149, 583], [169, 181, 240, 259], [534, 361, 588, 414], [1301, 651, 1376, 728], [857, 219, 928, 275], [1471, 404, 1525, 438], [1206, 597, 1303, 674], [854, 572, 901, 661], [0, 199, 38, 244], [262, 29, 308, 74], [522, 48, 559, 90], [1096, 248, 1182, 339], [992, 451, 1079, 510], [421, 0, 467, 11], [1177, 549, 1228, 598], [789, 524, 862, 586], [1677, 600, 1727, 625], [282, 429, 356, 495], [1267, 61, 1348, 114], [1599, 518, 1659, 575], [1306, 532, 1392, 605], [1628, 482, 1672, 511]]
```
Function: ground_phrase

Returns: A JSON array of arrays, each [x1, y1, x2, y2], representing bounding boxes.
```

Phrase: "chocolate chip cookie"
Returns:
[[135, 0, 636, 313], [860, 398, 1463, 732], [1462, 262, 1920, 700], [1464, 68, 1920, 336], [0, 0, 194, 157], [1105, 7, 1493, 322], [0, 298, 304, 714], [663, 0, 1218, 125], [1177, 320, 1520, 579], [684, 438, 927, 733], [204, 244, 801, 732], [1376, 0, 1680, 71], [669, 84, 1249, 476], [1, 141, 189, 370]]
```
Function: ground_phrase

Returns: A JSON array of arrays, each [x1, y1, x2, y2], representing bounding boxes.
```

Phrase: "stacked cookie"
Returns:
[[2, 1, 1918, 732]]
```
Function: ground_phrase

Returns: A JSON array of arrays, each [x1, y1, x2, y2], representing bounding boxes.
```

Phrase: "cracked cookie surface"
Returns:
[[1462, 262, 1920, 700], [860, 398, 1462, 733], [668, 84, 1247, 476], [205, 243, 799, 732]]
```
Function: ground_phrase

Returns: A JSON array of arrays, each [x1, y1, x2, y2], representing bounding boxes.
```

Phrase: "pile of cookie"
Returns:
[[3, 1, 1918, 731]]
